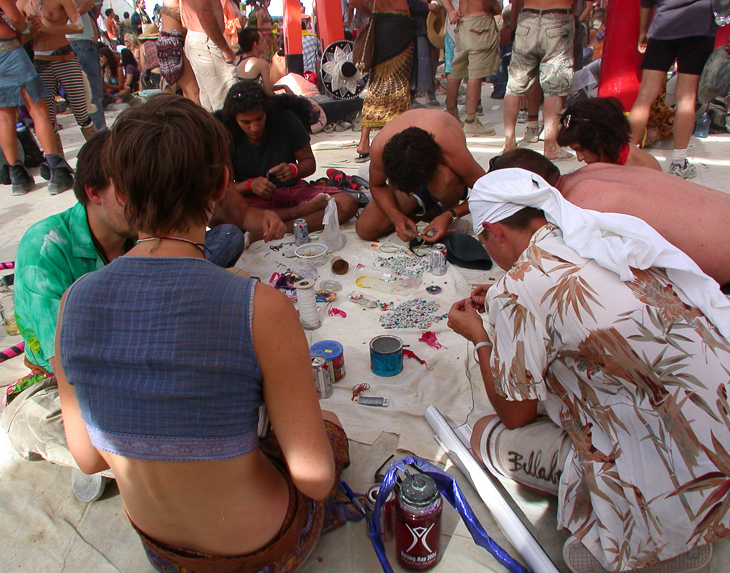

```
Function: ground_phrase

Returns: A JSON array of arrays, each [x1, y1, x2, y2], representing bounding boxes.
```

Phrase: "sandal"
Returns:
[[354, 153, 370, 163], [334, 120, 352, 132], [323, 123, 335, 133]]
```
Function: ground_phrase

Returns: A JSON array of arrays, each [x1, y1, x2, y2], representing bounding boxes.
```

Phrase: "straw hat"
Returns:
[[426, 7, 446, 50], [138, 23, 160, 40]]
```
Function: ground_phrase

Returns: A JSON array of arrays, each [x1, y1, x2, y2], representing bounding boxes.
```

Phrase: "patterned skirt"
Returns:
[[361, 42, 414, 129]]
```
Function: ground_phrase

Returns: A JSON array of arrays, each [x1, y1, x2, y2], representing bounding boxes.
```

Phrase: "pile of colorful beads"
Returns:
[[375, 256, 430, 279], [379, 299, 447, 329]]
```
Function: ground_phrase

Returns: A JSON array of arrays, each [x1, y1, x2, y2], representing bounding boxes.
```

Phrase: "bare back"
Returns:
[[371, 109, 485, 191], [521, 0, 573, 13], [375, 0, 410, 12], [104, 446, 290, 556], [559, 163, 730, 285]]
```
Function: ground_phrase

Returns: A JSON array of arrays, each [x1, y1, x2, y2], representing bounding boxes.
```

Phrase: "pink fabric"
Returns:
[[244, 180, 341, 210]]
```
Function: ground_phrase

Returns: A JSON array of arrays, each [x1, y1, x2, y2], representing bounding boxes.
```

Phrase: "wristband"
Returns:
[[288, 163, 298, 178], [448, 208, 458, 222], [245, 178, 253, 192], [473, 340, 492, 364]]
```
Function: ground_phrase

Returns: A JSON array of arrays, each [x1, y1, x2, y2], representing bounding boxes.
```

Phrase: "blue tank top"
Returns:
[[60, 257, 263, 462]]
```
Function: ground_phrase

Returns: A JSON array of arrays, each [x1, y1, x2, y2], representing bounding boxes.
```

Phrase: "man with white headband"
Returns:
[[447, 168, 730, 573]]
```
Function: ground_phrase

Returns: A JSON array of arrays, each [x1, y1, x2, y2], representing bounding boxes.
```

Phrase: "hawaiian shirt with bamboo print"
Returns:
[[485, 224, 730, 571]]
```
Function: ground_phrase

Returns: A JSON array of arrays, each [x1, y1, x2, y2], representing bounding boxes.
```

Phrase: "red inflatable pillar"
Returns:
[[316, 0, 345, 49], [283, 0, 303, 75], [597, 0, 643, 109]]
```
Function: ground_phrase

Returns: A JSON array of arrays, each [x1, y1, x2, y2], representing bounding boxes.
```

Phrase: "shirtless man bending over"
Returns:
[[355, 109, 486, 242], [493, 148, 730, 287]]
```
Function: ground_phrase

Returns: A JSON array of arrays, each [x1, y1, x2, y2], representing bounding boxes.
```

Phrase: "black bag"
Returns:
[[16, 126, 45, 168]]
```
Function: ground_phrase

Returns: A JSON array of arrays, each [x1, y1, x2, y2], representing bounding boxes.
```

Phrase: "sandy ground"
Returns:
[[2, 86, 730, 573]]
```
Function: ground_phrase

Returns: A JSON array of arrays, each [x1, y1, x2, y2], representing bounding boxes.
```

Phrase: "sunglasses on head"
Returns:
[[561, 114, 591, 129], [232, 91, 262, 102]]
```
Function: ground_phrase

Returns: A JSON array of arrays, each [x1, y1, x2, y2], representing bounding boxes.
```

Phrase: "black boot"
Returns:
[[10, 162, 34, 196], [48, 164, 74, 195]]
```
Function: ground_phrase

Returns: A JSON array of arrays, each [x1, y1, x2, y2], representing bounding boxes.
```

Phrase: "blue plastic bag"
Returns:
[[369, 455, 531, 573]]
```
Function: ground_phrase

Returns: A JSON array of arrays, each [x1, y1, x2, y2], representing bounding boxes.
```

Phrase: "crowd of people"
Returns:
[[2, 0, 730, 572]]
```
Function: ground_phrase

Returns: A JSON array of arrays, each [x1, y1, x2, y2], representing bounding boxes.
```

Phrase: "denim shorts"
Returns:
[[0, 42, 48, 107]]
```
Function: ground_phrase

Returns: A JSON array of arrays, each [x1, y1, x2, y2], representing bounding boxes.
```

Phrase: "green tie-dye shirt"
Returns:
[[14, 203, 106, 372]]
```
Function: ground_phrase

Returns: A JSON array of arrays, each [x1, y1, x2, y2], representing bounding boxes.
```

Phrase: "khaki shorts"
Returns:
[[450, 14, 500, 80], [506, 11, 574, 98]]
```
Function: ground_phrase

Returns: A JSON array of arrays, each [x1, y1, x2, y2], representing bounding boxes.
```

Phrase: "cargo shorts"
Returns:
[[506, 11, 574, 98], [450, 13, 500, 80]]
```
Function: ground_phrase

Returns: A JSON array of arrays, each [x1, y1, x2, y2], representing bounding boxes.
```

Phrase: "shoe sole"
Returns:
[[563, 536, 712, 573]]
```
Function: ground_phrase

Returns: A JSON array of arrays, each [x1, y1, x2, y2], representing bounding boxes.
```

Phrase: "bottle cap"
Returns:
[[400, 474, 439, 507]]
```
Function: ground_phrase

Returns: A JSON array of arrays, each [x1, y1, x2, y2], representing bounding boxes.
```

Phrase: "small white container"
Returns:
[[294, 243, 328, 267]]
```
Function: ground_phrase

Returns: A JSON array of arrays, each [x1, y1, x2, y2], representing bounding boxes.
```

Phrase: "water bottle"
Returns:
[[694, 108, 711, 139], [0, 274, 19, 336], [712, 0, 730, 25]]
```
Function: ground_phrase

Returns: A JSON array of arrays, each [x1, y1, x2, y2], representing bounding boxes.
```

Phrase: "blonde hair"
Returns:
[[124, 33, 141, 48]]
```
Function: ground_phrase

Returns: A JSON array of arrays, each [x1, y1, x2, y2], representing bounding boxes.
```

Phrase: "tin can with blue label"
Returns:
[[310, 340, 346, 382], [370, 335, 403, 377]]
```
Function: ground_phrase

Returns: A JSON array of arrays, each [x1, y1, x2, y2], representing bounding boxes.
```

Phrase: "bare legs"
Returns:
[[179, 51, 200, 105], [503, 93, 520, 151], [672, 73, 701, 151], [465, 77, 482, 117], [357, 127, 371, 157], [542, 95, 565, 159], [0, 89, 57, 166], [0, 108, 18, 165], [629, 69, 666, 146]]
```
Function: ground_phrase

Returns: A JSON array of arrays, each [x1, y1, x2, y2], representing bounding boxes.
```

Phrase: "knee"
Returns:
[[470, 414, 498, 464], [335, 193, 358, 223], [355, 215, 380, 241]]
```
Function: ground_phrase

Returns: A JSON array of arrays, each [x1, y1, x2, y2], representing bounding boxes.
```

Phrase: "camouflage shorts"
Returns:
[[506, 11, 574, 98]]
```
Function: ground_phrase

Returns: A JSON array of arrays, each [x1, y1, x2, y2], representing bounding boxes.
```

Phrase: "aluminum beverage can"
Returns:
[[311, 355, 333, 399], [395, 474, 442, 571], [429, 243, 447, 276], [293, 218, 309, 246], [365, 484, 397, 541]]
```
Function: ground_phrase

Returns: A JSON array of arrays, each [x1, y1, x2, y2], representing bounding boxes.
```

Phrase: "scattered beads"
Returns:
[[379, 298, 447, 329], [376, 255, 430, 279]]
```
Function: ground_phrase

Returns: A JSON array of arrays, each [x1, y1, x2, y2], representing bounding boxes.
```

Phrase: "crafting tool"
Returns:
[[340, 481, 367, 516]]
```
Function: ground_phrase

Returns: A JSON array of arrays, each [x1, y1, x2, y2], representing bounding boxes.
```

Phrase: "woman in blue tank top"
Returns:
[[55, 94, 354, 571]]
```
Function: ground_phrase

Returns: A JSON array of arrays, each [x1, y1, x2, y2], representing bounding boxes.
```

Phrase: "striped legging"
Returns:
[[36, 58, 91, 128]]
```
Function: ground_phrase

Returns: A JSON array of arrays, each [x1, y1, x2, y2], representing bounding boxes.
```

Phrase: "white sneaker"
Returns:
[[520, 125, 540, 143], [562, 536, 712, 573], [464, 118, 496, 136], [669, 160, 697, 179]]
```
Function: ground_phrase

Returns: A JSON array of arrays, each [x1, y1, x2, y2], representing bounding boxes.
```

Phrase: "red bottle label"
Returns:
[[395, 509, 441, 570]]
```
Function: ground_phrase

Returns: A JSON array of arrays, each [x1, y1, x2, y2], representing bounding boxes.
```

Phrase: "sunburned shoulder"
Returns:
[[373, 109, 461, 151]]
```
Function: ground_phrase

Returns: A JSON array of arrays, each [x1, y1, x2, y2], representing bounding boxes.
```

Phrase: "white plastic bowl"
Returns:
[[294, 243, 328, 267]]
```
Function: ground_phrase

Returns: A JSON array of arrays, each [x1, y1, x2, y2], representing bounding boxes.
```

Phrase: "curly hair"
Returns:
[[382, 127, 442, 194], [220, 81, 273, 130], [556, 97, 631, 164]]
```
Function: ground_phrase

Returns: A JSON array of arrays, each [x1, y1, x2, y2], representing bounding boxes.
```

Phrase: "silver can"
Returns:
[[294, 218, 309, 246], [429, 243, 447, 276], [312, 355, 333, 399]]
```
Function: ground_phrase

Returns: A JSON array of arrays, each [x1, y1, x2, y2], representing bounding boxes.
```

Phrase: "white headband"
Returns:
[[469, 168, 730, 341]]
